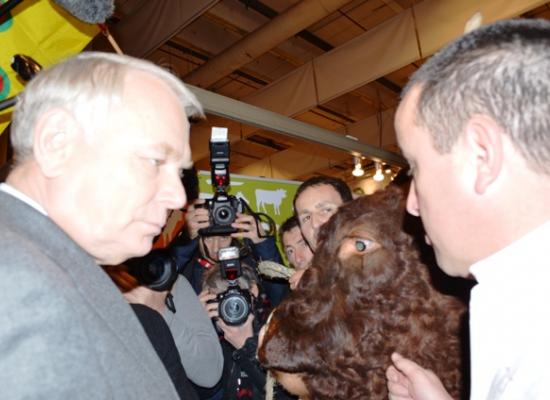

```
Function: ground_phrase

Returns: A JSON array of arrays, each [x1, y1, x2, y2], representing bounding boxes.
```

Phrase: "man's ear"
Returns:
[[32, 108, 82, 177], [464, 114, 504, 195]]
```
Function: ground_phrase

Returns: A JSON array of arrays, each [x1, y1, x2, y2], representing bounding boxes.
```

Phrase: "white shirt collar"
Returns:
[[469, 219, 550, 284], [0, 183, 48, 215]]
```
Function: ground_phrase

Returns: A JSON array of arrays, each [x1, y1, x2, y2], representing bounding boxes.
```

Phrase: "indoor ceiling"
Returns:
[[89, 0, 550, 187]]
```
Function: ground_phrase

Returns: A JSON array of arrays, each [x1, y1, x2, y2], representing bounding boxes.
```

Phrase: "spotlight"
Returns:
[[352, 156, 364, 177], [373, 162, 384, 182]]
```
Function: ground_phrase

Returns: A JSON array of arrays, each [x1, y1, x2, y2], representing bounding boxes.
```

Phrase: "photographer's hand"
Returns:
[[217, 313, 254, 349], [186, 199, 210, 239], [231, 213, 266, 244], [198, 290, 219, 320]]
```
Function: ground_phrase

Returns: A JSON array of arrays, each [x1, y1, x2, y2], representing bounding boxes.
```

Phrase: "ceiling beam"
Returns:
[[232, 0, 402, 94], [187, 84, 408, 167], [185, 0, 352, 88]]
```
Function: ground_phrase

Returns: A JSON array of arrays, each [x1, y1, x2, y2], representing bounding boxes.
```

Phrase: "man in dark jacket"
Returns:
[[199, 264, 294, 400], [172, 198, 289, 306]]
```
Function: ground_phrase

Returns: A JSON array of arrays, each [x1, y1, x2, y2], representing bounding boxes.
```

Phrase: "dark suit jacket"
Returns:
[[0, 190, 180, 399]]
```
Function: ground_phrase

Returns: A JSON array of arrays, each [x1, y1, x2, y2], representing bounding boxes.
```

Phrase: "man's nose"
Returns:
[[160, 170, 187, 211], [311, 213, 325, 229], [211, 238, 221, 252], [294, 253, 304, 268]]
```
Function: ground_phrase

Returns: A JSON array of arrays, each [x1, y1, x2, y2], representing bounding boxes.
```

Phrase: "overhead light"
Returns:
[[373, 162, 385, 182], [352, 156, 364, 177], [352, 165, 364, 177]]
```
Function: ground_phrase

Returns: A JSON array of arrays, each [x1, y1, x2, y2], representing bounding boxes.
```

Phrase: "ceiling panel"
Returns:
[[104, 0, 550, 187]]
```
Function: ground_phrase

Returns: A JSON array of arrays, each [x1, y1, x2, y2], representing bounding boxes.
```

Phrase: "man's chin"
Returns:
[[434, 251, 468, 278], [124, 238, 155, 261]]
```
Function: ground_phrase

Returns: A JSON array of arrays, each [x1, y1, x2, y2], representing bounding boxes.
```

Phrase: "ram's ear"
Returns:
[[463, 114, 504, 195], [32, 108, 83, 177]]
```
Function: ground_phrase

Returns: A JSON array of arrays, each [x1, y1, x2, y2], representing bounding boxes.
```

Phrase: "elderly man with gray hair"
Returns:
[[0, 52, 202, 399]]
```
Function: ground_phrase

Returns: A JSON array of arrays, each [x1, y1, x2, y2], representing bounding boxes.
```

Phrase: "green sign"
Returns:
[[198, 171, 302, 264], [159, 171, 302, 267], [198, 170, 301, 230]]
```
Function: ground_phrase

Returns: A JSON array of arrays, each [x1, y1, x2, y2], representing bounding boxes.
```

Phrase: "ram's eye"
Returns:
[[353, 238, 376, 253], [338, 236, 378, 260]]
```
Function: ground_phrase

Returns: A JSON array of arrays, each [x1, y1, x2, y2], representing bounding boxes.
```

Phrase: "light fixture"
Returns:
[[352, 156, 364, 177], [373, 162, 385, 182]]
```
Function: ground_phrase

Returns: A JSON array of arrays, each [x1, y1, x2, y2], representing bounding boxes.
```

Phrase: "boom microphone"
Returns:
[[53, 0, 115, 24], [11, 54, 42, 82], [0, 0, 23, 20]]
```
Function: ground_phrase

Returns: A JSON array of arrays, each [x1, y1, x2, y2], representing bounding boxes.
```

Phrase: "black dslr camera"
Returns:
[[214, 246, 252, 326], [125, 248, 178, 292], [198, 127, 243, 237]]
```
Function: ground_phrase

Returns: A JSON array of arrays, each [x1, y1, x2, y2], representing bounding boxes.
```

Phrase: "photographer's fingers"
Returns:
[[198, 291, 220, 320], [186, 200, 210, 238], [205, 303, 219, 319], [232, 214, 265, 243], [198, 291, 216, 306]]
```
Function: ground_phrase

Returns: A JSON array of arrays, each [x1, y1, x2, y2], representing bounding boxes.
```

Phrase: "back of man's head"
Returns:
[[405, 18, 550, 176], [293, 176, 352, 211]]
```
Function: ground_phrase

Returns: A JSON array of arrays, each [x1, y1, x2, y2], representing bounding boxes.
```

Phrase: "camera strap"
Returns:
[[197, 257, 214, 270], [165, 292, 176, 314]]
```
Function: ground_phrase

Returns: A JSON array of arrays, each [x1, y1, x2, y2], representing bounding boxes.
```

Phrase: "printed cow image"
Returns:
[[255, 188, 287, 215]]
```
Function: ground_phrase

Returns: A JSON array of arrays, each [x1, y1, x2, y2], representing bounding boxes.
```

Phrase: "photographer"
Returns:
[[198, 261, 293, 400], [171, 198, 289, 306], [104, 259, 223, 392]]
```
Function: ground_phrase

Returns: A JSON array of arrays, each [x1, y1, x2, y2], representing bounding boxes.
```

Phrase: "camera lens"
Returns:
[[219, 209, 229, 219], [126, 250, 177, 292], [219, 293, 250, 326], [214, 204, 235, 225]]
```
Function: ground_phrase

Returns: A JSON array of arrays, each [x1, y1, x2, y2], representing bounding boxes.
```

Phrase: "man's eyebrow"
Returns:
[[314, 201, 335, 208], [146, 143, 174, 155]]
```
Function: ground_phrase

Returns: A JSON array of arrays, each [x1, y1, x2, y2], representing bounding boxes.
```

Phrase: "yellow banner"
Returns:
[[0, 0, 99, 133]]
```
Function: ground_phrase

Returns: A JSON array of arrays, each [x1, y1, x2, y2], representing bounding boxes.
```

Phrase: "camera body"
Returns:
[[199, 127, 243, 237], [198, 193, 242, 236], [214, 246, 252, 326]]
